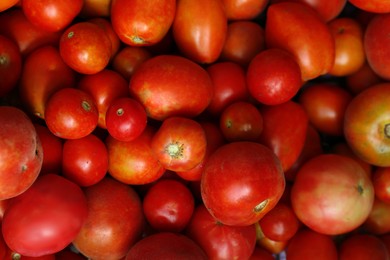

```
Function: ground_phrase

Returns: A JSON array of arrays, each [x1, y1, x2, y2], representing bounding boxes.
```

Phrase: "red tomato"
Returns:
[[59, 21, 111, 75], [291, 154, 375, 235], [106, 125, 166, 185], [19, 45, 76, 119], [151, 117, 207, 172], [201, 141, 285, 226], [0, 34, 22, 97], [363, 197, 390, 235], [89, 18, 121, 60], [72, 177, 144, 260], [249, 246, 275, 260], [221, 0, 269, 20], [285, 228, 338, 260], [62, 134, 108, 187], [21, 0, 83, 32], [0, 106, 43, 200], [186, 204, 257, 259], [219, 101, 263, 142], [346, 62, 384, 95], [111, 0, 175, 46], [2, 174, 88, 257], [247, 48, 302, 105], [172, 0, 227, 64], [372, 167, 390, 203], [129, 55, 214, 121], [45, 88, 99, 140], [339, 233, 390, 260], [143, 179, 194, 232], [255, 225, 288, 255], [80, 0, 110, 18], [106, 97, 147, 142], [125, 232, 207, 259], [349, 0, 390, 13]]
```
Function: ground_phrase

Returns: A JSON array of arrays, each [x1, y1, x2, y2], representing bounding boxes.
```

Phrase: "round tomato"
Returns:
[[372, 167, 390, 203], [363, 197, 390, 235], [111, 46, 152, 80], [339, 234, 390, 260]]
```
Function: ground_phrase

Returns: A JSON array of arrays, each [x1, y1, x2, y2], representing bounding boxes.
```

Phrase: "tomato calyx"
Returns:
[[81, 100, 92, 112], [11, 252, 21, 260], [0, 55, 9, 66], [253, 199, 269, 214], [67, 31, 75, 39], [116, 108, 124, 116], [165, 141, 184, 159]]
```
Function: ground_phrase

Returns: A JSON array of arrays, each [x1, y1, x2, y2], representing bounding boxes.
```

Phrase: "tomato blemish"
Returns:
[[253, 199, 269, 213]]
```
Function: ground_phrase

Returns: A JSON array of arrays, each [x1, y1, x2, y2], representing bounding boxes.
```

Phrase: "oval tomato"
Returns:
[[221, 0, 268, 20], [0, 34, 22, 97], [111, 46, 152, 80]]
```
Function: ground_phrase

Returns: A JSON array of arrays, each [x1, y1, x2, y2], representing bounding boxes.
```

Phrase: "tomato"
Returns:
[[257, 101, 308, 172], [344, 83, 390, 166], [265, 2, 335, 81], [201, 141, 285, 226], [151, 117, 207, 172], [299, 83, 353, 136], [125, 232, 207, 259], [2, 174, 88, 257], [0, 0, 18, 12], [349, 0, 390, 13], [129, 55, 214, 121], [339, 233, 390, 260], [106, 125, 166, 185], [19, 45, 76, 119], [346, 62, 384, 95], [255, 224, 288, 254], [221, 0, 268, 20], [372, 167, 390, 203], [89, 18, 121, 59], [219, 101, 263, 142], [111, 0, 175, 46], [246, 48, 302, 105], [72, 177, 144, 260], [21, 0, 83, 32], [0, 34, 22, 97], [220, 21, 265, 67], [291, 154, 375, 235], [59, 21, 111, 75], [80, 0, 111, 18], [105, 97, 147, 142], [285, 228, 338, 260], [249, 246, 275, 260], [186, 204, 257, 259], [363, 197, 390, 235], [0, 106, 43, 200], [172, 0, 227, 64], [143, 179, 194, 232]]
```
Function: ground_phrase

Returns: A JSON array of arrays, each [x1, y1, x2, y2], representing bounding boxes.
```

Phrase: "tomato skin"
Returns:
[[201, 141, 285, 226], [339, 234, 390, 260], [346, 62, 384, 95], [349, 0, 390, 13], [0, 0, 18, 12], [89, 18, 121, 60], [221, 0, 269, 20], [363, 197, 390, 235], [0, 34, 22, 97], [2, 174, 88, 257], [372, 167, 390, 204]]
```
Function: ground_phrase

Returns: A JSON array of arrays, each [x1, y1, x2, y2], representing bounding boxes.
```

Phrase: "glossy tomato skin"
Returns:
[[349, 0, 390, 13], [0, 34, 22, 97], [72, 177, 145, 260], [186, 204, 257, 260], [221, 0, 269, 20], [344, 83, 390, 166], [372, 167, 390, 203], [129, 55, 214, 121], [21, 0, 83, 32], [363, 197, 390, 235], [172, 0, 227, 64], [89, 18, 121, 60], [201, 141, 285, 226], [0, 106, 43, 200], [339, 234, 390, 260], [111, 0, 175, 46], [291, 154, 375, 235], [2, 174, 88, 257], [45, 88, 99, 140]]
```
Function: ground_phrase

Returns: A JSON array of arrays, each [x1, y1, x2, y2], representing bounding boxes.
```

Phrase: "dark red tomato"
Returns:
[[172, 0, 227, 64], [206, 61, 250, 117], [151, 117, 207, 172], [339, 234, 390, 260], [22, 0, 83, 32], [0, 34, 22, 97], [258, 202, 300, 242], [129, 55, 214, 121], [106, 97, 147, 142], [258, 101, 308, 172], [0, 222, 7, 259], [221, 0, 268, 20], [220, 21, 265, 67], [19, 45, 76, 119], [106, 125, 166, 185], [72, 177, 144, 260], [299, 83, 353, 136], [247, 48, 302, 105], [219, 101, 263, 142], [285, 228, 338, 260], [89, 18, 121, 60], [59, 21, 111, 75], [80, 0, 110, 18], [201, 141, 285, 226], [2, 174, 88, 257], [346, 62, 384, 95], [0, 9, 61, 56], [143, 179, 194, 232], [372, 167, 390, 203], [125, 232, 207, 259], [380, 234, 390, 256], [186, 204, 257, 260], [62, 134, 108, 187], [363, 197, 390, 235], [249, 246, 275, 260], [34, 124, 63, 175], [45, 88, 99, 139]]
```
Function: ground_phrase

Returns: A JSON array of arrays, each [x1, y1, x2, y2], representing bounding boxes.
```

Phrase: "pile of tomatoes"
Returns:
[[1, 0, 390, 259]]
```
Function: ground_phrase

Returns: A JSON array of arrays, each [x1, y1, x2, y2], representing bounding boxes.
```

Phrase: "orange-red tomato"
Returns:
[[221, 0, 269, 20], [0, 34, 22, 97]]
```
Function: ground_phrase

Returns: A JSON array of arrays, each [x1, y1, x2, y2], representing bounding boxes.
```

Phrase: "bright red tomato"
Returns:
[[339, 233, 390, 260], [89, 18, 121, 60], [221, 0, 269, 20], [0, 34, 22, 97]]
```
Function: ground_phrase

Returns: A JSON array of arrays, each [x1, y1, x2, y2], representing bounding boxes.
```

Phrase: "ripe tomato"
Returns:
[[346, 62, 384, 95], [2, 174, 88, 257], [249, 246, 275, 260], [151, 117, 207, 172], [221, 0, 268, 20], [291, 154, 375, 235], [201, 141, 285, 226], [186, 204, 257, 259], [0, 34, 22, 97], [372, 167, 390, 203], [143, 179, 194, 232], [80, 0, 110, 18], [339, 233, 390, 260], [89, 18, 121, 59], [255, 225, 288, 255], [349, 0, 390, 13], [363, 197, 390, 235], [0, 0, 18, 12]]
